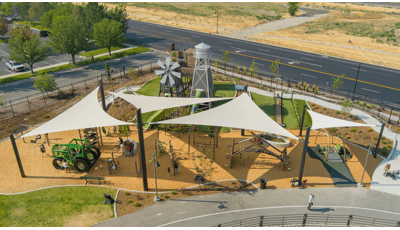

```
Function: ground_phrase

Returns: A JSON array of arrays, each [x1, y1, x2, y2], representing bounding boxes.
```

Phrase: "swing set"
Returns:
[[315, 128, 348, 162], [227, 132, 290, 171]]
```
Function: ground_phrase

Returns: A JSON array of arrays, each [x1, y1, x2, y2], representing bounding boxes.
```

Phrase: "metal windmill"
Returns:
[[155, 57, 181, 88]]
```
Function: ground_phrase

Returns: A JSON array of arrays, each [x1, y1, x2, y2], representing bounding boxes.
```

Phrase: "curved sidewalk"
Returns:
[[248, 86, 400, 196], [94, 187, 400, 227]]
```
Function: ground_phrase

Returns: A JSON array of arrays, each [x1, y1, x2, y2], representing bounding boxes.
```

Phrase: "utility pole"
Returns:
[[352, 63, 361, 102], [216, 11, 218, 34]]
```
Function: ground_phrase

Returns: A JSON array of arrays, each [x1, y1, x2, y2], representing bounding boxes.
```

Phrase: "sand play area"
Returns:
[[1, 123, 383, 194]]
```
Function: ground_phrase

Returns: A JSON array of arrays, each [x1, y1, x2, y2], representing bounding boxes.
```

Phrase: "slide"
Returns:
[[144, 94, 171, 131], [190, 90, 203, 115]]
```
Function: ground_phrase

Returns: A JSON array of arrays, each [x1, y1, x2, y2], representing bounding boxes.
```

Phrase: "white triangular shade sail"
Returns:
[[308, 110, 377, 130], [108, 91, 232, 113], [21, 87, 131, 138], [152, 93, 300, 140]]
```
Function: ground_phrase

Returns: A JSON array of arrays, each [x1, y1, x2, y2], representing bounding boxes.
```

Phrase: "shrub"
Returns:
[[368, 128, 373, 132], [347, 135, 351, 139], [311, 103, 315, 106], [350, 128, 357, 132], [349, 114, 353, 117], [335, 110, 340, 114], [125, 192, 130, 195], [382, 136, 386, 140], [371, 104, 375, 108], [128, 199, 132, 203], [45, 115, 50, 118], [323, 107, 326, 110], [373, 137, 378, 140], [382, 141, 387, 144], [366, 105, 371, 109], [356, 100, 360, 104], [362, 134, 367, 139], [171, 190, 177, 195], [388, 140, 392, 144], [164, 195, 170, 199], [381, 150, 388, 155], [337, 134, 342, 138], [341, 111, 346, 115], [383, 146, 387, 150], [210, 184, 215, 188], [353, 116, 358, 120], [134, 201, 139, 207], [388, 145, 393, 150]]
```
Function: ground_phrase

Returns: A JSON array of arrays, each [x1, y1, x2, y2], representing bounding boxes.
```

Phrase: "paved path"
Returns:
[[94, 187, 400, 227]]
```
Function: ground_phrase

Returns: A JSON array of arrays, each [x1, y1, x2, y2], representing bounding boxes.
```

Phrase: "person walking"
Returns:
[[308, 194, 314, 210], [173, 161, 179, 175]]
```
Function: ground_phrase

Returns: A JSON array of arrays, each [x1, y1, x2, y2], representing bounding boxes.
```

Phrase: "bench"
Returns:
[[80, 176, 105, 185]]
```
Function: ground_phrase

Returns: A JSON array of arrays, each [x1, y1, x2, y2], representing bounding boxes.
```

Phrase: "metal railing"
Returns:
[[210, 57, 400, 126], [214, 214, 400, 227]]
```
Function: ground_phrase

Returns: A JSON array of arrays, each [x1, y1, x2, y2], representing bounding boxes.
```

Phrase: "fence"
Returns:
[[214, 214, 400, 227], [210, 57, 400, 126]]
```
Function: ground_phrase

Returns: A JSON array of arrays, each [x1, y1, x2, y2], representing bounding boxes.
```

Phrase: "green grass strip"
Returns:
[[250, 92, 275, 120], [0, 47, 151, 85], [135, 76, 161, 96], [282, 98, 300, 129], [0, 186, 116, 227], [292, 99, 312, 128], [14, 21, 50, 31], [80, 45, 129, 58]]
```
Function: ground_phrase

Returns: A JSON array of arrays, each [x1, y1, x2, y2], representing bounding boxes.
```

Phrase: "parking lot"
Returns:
[[0, 24, 74, 77]]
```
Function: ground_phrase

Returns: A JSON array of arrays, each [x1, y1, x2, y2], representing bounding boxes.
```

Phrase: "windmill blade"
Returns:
[[155, 70, 165, 76], [160, 75, 168, 84], [165, 57, 171, 67], [171, 71, 181, 79], [168, 75, 175, 86], [170, 62, 180, 71], [157, 60, 165, 69]]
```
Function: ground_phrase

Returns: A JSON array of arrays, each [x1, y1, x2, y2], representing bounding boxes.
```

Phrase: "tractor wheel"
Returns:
[[86, 150, 98, 165], [91, 146, 101, 158], [74, 158, 90, 172], [52, 157, 65, 170]]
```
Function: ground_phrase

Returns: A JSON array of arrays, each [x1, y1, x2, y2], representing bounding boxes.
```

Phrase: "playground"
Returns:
[[0, 43, 388, 224]]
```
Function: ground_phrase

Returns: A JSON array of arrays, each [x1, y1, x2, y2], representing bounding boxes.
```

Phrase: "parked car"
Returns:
[[6, 61, 25, 72], [39, 31, 50, 37]]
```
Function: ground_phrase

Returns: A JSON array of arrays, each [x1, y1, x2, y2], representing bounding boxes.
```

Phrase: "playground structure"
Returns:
[[227, 132, 289, 171], [315, 128, 349, 162], [120, 138, 137, 157], [51, 138, 101, 172], [156, 57, 188, 97]]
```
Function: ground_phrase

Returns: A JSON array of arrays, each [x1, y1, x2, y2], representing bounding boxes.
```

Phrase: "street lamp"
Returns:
[[216, 11, 219, 34], [352, 63, 361, 102], [152, 152, 161, 202]]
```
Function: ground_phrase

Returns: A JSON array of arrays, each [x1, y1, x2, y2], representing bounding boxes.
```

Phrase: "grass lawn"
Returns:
[[282, 98, 301, 129], [80, 45, 129, 58], [14, 21, 50, 31], [213, 81, 235, 107], [0, 47, 151, 85], [135, 76, 160, 96], [251, 92, 275, 120], [292, 99, 312, 128], [0, 186, 116, 227]]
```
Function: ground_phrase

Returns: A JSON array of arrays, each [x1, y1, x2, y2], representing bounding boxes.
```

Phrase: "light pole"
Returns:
[[216, 11, 218, 34], [152, 152, 161, 202], [358, 142, 372, 187], [352, 63, 361, 102], [326, 82, 329, 94]]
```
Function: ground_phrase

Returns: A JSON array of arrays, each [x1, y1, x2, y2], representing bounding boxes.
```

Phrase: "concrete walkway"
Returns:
[[94, 187, 400, 227]]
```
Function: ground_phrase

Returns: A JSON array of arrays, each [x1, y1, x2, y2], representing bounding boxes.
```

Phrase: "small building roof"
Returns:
[[195, 42, 211, 50]]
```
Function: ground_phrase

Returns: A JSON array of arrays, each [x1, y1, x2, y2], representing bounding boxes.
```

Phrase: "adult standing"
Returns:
[[308, 194, 314, 210]]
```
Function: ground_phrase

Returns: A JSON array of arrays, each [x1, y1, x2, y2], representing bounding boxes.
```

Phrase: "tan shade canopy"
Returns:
[[20, 87, 131, 138], [152, 93, 300, 140]]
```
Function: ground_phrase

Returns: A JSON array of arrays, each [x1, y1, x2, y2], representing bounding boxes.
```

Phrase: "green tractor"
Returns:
[[51, 139, 101, 172]]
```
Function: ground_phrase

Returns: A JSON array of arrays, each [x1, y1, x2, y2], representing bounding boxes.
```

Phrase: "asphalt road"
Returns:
[[0, 51, 168, 103], [125, 19, 400, 106], [94, 187, 400, 227]]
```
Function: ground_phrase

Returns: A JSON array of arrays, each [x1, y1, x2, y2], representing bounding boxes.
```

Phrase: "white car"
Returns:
[[6, 61, 25, 72]]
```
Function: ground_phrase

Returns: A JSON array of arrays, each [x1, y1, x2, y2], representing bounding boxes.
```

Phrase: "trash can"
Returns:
[[260, 179, 267, 189]]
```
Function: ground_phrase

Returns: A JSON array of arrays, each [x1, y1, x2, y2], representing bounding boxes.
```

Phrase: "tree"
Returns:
[[288, 2, 299, 16], [270, 59, 280, 75], [1, 2, 14, 16], [221, 51, 230, 64], [107, 3, 129, 33], [93, 18, 126, 56], [28, 3, 41, 23], [249, 59, 258, 82], [0, 96, 6, 107], [8, 25, 34, 42], [341, 99, 353, 113], [0, 17, 9, 39], [47, 16, 91, 65], [82, 2, 108, 37], [332, 74, 344, 91], [8, 33, 49, 74], [33, 73, 57, 93], [104, 61, 111, 79]]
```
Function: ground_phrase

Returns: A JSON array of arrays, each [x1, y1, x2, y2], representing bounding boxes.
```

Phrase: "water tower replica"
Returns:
[[190, 42, 215, 109]]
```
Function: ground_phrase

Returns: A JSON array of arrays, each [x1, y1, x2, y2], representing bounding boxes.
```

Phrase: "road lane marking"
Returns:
[[222, 50, 400, 92], [230, 47, 321, 67], [352, 67, 367, 72], [288, 61, 300, 65], [4, 69, 13, 73], [0, 50, 8, 55], [361, 88, 380, 93], [52, 59, 62, 63], [223, 41, 232, 44], [301, 57, 314, 61], [301, 73, 316, 78], [256, 63, 265, 66], [41, 61, 51, 65]]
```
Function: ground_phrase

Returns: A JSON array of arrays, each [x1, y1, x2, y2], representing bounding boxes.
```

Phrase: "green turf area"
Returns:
[[0, 186, 116, 227], [0, 47, 151, 85], [80, 45, 129, 58], [282, 98, 300, 129], [292, 99, 312, 128], [250, 92, 275, 120], [213, 82, 235, 107], [14, 21, 50, 31], [136, 77, 161, 96], [308, 147, 357, 187]]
